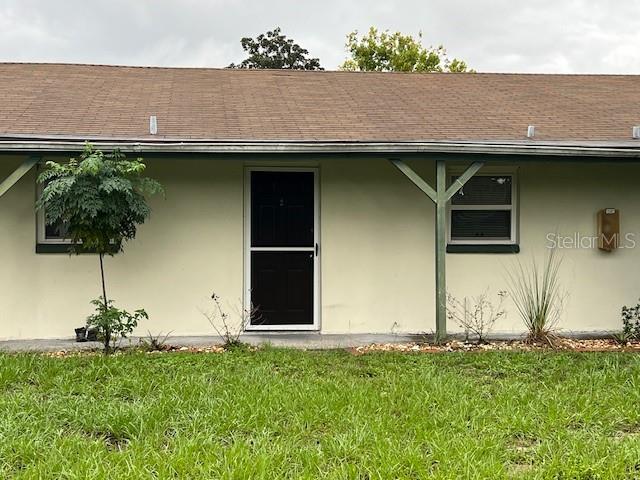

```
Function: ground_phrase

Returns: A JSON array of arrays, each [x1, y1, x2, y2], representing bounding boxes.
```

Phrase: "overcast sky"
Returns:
[[1, 0, 639, 73]]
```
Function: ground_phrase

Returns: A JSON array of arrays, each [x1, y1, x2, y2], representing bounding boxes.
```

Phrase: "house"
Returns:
[[1, 63, 639, 341]]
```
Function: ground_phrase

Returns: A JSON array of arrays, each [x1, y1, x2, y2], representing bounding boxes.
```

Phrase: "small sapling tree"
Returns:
[[37, 143, 163, 353]]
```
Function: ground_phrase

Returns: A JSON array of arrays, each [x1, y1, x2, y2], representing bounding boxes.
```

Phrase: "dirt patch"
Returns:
[[509, 435, 540, 453], [612, 424, 640, 442], [507, 462, 534, 477], [506, 435, 540, 477], [82, 430, 131, 451]]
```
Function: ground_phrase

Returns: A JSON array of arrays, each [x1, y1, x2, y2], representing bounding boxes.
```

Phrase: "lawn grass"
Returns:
[[1, 348, 640, 479]]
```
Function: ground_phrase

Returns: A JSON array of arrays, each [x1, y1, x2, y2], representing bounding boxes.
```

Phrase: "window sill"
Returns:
[[36, 244, 117, 254], [447, 244, 520, 254]]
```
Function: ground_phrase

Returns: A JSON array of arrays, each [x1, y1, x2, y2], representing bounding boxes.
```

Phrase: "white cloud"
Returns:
[[0, 0, 638, 72]]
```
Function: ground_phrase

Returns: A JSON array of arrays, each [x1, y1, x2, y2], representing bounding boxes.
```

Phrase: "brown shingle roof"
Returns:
[[0, 63, 639, 144]]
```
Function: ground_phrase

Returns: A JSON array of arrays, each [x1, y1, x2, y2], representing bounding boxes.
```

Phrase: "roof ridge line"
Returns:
[[0, 62, 637, 76]]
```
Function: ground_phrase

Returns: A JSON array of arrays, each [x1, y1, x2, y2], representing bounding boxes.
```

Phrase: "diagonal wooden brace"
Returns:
[[390, 159, 437, 203], [445, 161, 484, 201], [0, 156, 40, 198], [389, 158, 484, 342]]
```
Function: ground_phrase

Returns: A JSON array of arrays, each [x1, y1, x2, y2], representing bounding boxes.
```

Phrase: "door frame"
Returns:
[[243, 166, 320, 331]]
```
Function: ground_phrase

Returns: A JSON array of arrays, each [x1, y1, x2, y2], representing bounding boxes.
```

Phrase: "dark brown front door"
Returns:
[[249, 171, 315, 327]]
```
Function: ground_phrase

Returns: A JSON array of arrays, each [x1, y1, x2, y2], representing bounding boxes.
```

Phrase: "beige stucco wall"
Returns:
[[320, 158, 434, 334], [447, 161, 640, 335], [0, 156, 244, 339], [1, 154, 639, 340]]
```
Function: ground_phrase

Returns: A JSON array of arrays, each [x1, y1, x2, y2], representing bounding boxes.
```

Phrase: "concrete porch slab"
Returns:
[[0, 333, 429, 352]]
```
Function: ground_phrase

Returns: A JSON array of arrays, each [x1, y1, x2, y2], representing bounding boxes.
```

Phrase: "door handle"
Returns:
[[315, 243, 319, 256]]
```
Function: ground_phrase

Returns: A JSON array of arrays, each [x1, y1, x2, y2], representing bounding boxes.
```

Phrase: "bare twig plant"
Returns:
[[447, 290, 507, 344], [201, 292, 261, 349], [505, 249, 565, 346]]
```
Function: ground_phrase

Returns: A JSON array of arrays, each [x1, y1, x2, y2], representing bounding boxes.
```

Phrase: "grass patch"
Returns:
[[1, 349, 640, 478]]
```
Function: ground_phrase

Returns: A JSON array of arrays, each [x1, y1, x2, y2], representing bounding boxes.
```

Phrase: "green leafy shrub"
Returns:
[[86, 297, 148, 353], [619, 301, 640, 342]]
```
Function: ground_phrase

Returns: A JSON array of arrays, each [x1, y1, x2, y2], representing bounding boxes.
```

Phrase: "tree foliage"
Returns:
[[37, 143, 163, 353], [341, 27, 472, 73], [37, 143, 163, 255], [228, 27, 323, 70]]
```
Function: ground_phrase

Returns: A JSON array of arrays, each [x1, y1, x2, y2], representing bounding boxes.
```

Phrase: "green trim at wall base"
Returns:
[[447, 244, 520, 254]]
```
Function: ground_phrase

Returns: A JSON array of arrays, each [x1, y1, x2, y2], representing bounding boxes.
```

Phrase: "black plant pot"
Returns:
[[86, 327, 98, 342], [75, 327, 87, 343]]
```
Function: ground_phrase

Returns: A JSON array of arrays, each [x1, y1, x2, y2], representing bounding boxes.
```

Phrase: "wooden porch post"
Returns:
[[435, 160, 447, 341], [390, 158, 484, 342]]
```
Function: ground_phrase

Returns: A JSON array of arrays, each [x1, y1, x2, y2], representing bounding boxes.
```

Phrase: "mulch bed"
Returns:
[[352, 338, 640, 354], [39, 338, 640, 357], [44, 345, 227, 357]]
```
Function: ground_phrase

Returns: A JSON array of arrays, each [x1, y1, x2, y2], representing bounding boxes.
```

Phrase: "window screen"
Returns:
[[44, 221, 70, 241], [451, 176, 512, 205], [451, 210, 511, 240], [449, 174, 515, 243]]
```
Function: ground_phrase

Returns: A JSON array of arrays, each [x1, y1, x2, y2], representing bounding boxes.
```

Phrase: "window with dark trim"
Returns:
[[448, 172, 517, 246], [36, 182, 72, 247], [43, 220, 70, 242]]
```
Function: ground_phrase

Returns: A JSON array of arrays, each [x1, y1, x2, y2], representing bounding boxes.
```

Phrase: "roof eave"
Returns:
[[1, 139, 640, 158]]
